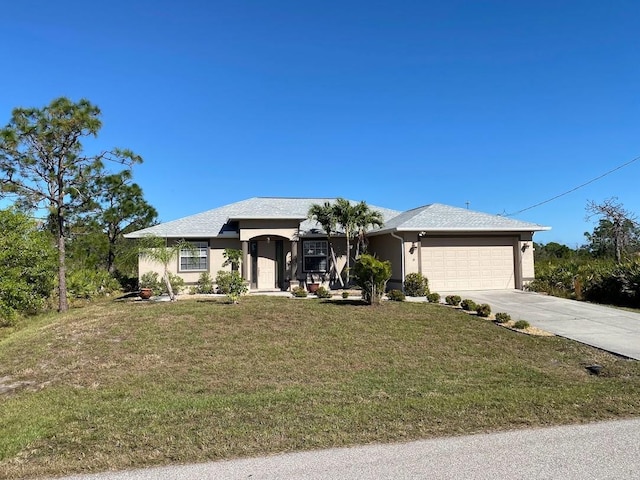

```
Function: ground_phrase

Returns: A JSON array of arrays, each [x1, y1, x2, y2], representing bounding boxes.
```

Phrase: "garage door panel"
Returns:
[[421, 237, 515, 291]]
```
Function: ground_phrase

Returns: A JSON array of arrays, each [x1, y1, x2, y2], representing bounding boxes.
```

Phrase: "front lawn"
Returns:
[[1, 296, 639, 479]]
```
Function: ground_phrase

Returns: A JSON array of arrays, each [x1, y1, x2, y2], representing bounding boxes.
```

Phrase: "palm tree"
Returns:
[[307, 202, 344, 287], [332, 198, 359, 284], [353, 201, 384, 259], [137, 236, 195, 301]]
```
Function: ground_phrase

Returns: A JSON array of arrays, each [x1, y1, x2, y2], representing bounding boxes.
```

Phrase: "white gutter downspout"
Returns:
[[390, 231, 405, 292]]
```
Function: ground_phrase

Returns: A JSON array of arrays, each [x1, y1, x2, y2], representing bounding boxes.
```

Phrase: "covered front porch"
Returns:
[[239, 235, 296, 291], [237, 232, 346, 292]]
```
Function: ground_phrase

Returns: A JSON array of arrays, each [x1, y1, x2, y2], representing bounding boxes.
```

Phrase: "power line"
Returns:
[[504, 154, 640, 217]]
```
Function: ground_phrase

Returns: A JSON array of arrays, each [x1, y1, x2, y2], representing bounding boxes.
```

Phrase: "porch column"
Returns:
[[241, 241, 249, 282], [290, 240, 298, 282], [514, 237, 523, 290]]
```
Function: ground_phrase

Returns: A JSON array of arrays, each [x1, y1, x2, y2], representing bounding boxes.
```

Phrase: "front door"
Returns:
[[257, 240, 276, 289]]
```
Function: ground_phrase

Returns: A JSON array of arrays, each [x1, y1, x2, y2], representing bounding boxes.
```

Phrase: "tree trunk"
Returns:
[[345, 234, 351, 286], [107, 241, 116, 274], [329, 243, 344, 287], [57, 211, 69, 312], [163, 270, 176, 301]]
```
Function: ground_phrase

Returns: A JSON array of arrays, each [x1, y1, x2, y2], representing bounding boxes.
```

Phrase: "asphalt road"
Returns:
[[52, 418, 640, 480]]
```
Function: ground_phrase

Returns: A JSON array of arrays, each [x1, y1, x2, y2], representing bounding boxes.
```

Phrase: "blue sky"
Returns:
[[2, 1, 638, 247]]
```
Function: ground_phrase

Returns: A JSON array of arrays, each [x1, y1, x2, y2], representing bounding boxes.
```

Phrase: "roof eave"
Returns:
[[415, 227, 551, 232], [227, 216, 307, 221], [124, 233, 240, 239], [367, 226, 551, 236]]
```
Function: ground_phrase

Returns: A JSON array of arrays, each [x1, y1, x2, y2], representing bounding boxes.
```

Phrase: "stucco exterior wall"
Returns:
[[405, 234, 421, 276], [138, 253, 171, 281], [137, 229, 542, 293], [238, 219, 299, 241], [519, 232, 535, 285], [208, 238, 242, 273], [138, 238, 242, 290], [367, 233, 405, 290]]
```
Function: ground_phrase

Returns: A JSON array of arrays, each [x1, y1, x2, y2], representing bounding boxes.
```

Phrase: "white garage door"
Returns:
[[421, 237, 515, 291]]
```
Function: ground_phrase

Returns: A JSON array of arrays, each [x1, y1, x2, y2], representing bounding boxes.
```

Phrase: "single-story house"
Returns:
[[124, 197, 550, 293]]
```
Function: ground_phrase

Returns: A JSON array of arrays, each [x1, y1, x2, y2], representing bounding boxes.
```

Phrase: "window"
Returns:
[[179, 241, 208, 271], [303, 240, 328, 272]]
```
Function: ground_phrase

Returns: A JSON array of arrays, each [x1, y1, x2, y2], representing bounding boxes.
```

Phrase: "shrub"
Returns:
[[0, 209, 56, 321], [222, 248, 243, 271], [461, 299, 477, 311], [531, 258, 640, 308], [495, 312, 511, 323], [139, 272, 185, 296], [387, 289, 406, 301], [404, 273, 429, 297], [166, 273, 185, 294], [292, 286, 308, 298], [352, 254, 392, 305], [530, 260, 580, 298], [342, 291, 350, 298], [215, 270, 248, 303], [196, 272, 215, 294], [445, 295, 461, 306], [475, 303, 491, 317], [114, 272, 138, 292], [139, 272, 163, 292], [513, 320, 530, 330], [0, 304, 17, 328], [582, 260, 640, 308], [67, 269, 121, 299], [315, 286, 332, 298], [427, 292, 441, 303]]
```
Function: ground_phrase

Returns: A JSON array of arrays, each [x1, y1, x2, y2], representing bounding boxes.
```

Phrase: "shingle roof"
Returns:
[[370, 203, 549, 235], [124, 198, 549, 239], [124, 197, 402, 238]]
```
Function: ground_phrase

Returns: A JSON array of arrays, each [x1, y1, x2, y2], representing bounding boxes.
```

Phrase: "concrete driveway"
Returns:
[[445, 290, 640, 360]]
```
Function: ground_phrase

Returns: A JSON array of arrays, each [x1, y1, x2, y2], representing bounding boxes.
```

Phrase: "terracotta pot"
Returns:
[[139, 288, 153, 299], [307, 283, 320, 293]]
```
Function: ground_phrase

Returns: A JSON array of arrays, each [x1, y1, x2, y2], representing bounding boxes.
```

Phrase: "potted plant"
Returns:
[[307, 273, 320, 293], [139, 288, 153, 299]]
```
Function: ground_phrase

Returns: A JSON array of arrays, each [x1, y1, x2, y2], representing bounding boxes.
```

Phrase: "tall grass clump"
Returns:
[[530, 258, 640, 308]]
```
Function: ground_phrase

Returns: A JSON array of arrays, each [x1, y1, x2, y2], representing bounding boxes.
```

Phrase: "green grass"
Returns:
[[1, 296, 639, 478]]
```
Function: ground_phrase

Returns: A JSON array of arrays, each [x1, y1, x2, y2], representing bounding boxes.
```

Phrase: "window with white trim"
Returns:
[[303, 240, 328, 272], [179, 241, 208, 271]]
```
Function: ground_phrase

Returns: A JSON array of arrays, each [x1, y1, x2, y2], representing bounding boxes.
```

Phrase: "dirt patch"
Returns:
[[0, 376, 37, 395], [498, 321, 555, 337]]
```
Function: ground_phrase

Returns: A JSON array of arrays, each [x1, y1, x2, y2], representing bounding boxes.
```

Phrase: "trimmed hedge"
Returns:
[[445, 295, 461, 306], [427, 292, 441, 303], [461, 299, 477, 311], [387, 289, 406, 302], [404, 273, 429, 297], [475, 303, 491, 317]]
